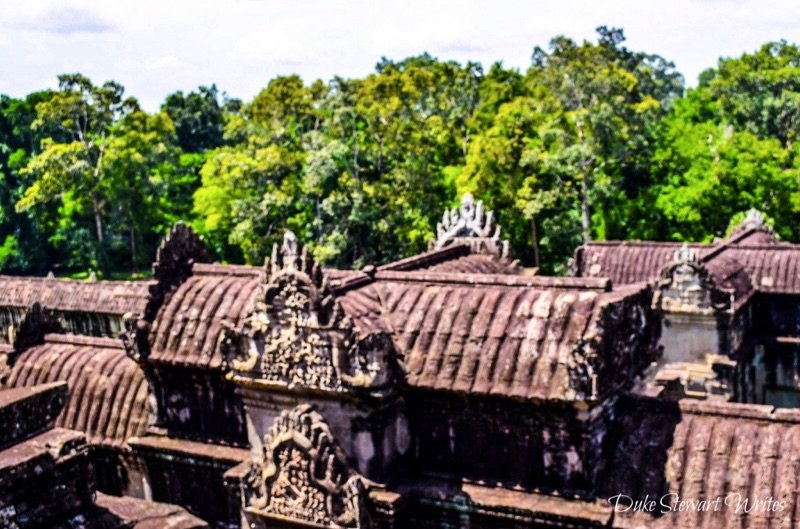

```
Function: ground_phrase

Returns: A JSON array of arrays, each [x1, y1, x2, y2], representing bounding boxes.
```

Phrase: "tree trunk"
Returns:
[[130, 225, 138, 273], [92, 195, 104, 243], [530, 217, 540, 269], [581, 174, 591, 243]]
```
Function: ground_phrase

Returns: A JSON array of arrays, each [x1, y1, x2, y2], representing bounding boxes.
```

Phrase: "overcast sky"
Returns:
[[2, 0, 799, 111]]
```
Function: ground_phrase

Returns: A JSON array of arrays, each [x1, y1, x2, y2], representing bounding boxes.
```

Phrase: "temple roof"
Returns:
[[573, 211, 800, 296], [338, 271, 657, 403], [601, 395, 800, 529], [144, 233, 659, 405], [147, 266, 260, 369], [4, 334, 151, 447], [0, 275, 152, 315]]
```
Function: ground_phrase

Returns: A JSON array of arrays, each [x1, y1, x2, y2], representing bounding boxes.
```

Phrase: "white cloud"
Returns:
[[0, 0, 799, 110], [12, 5, 114, 34]]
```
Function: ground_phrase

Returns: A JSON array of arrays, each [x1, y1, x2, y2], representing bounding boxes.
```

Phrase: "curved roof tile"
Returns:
[[576, 240, 800, 295], [603, 396, 800, 529], [338, 273, 657, 402], [148, 272, 259, 369], [4, 335, 151, 447], [0, 276, 151, 314]]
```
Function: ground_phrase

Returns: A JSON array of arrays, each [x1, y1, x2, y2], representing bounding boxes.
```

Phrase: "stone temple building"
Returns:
[[1, 196, 800, 529]]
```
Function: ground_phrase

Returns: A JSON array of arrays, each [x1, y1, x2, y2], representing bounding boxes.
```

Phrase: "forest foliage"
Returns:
[[2, 28, 800, 276]]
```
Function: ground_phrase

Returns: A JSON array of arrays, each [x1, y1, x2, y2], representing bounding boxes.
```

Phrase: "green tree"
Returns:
[[525, 26, 682, 243], [698, 41, 800, 147], [16, 74, 180, 273], [0, 91, 64, 273], [16, 74, 138, 270], [162, 85, 225, 153], [458, 27, 682, 271]]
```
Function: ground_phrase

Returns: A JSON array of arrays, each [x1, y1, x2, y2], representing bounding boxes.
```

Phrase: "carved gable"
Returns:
[[243, 405, 367, 528], [430, 194, 511, 258], [223, 232, 396, 395], [146, 221, 210, 320], [656, 245, 730, 313]]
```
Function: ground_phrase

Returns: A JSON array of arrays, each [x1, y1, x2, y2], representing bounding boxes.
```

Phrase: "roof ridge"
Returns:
[[582, 241, 709, 248], [373, 269, 611, 291], [378, 244, 471, 272], [43, 333, 124, 349]]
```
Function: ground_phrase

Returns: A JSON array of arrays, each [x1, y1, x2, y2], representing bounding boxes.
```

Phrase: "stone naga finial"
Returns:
[[673, 243, 697, 265], [430, 194, 510, 257], [265, 230, 323, 287], [436, 194, 499, 241]]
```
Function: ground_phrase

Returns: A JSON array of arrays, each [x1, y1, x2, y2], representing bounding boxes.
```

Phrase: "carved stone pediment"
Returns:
[[146, 221, 209, 321], [243, 404, 368, 528], [222, 232, 396, 396], [12, 303, 63, 353], [656, 245, 730, 313], [430, 194, 511, 258]]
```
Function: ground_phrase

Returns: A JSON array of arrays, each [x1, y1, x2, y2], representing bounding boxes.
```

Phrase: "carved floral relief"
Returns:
[[243, 404, 367, 528], [222, 231, 396, 395]]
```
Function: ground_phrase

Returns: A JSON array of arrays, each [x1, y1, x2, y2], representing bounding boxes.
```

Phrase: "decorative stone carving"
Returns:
[[243, 404, 368, 528], [120, 313, 150, 362], [430, 194, 511, 258], [12, 303, 63, 354], [222, 231, 396, 395], [740, 208, 770, 231], [146, 221, 209, 320], [656, 244, 730, 313]]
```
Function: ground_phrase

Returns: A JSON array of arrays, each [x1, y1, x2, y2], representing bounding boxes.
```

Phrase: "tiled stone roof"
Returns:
[[602, 395, 800, 529], [4, 334, 151, 447]]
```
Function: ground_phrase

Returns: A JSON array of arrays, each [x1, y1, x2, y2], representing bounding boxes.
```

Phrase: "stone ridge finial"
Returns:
[[153, 221, 210, 282], [737, 208, 777, 236], [733, 208, 775, 235], [437, 194, 499, 241], [744, 208, 766, 228], [674, 243, 697, 264], [265, 230, 323, 287], [431, 194, 510, 258]]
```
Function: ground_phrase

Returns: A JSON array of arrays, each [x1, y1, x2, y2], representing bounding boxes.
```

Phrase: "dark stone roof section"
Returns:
[[338, 271, 658, 403], [422, 253, 522, 274], [96, 493, 209, 529], [720, 245, 800, 294], [4, 334, 151, 447], [572, 241, 709, 285], [0, 382, 66, 448], [147, 265, 260, 369], [574, 217, 800, 297], [602, 395, 800, 529], [0, 383, 207, 529], [0, 275, 152, 314], [0, 276, 152, 344]]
